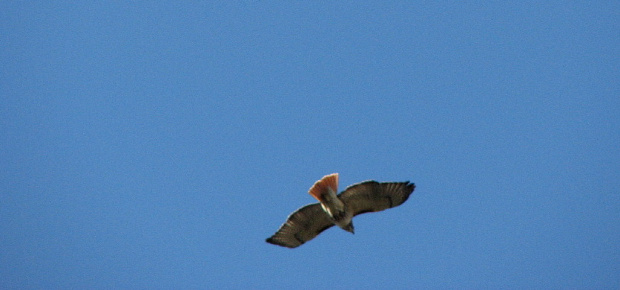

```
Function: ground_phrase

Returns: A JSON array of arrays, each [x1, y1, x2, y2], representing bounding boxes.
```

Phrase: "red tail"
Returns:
[[308, 173, 339, 202]]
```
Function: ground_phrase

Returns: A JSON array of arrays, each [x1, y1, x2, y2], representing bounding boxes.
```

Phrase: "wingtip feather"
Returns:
[[266, 237, 298, 248]]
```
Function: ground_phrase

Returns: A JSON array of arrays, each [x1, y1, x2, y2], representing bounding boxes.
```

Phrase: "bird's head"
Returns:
[[344, 222, 355, 234]]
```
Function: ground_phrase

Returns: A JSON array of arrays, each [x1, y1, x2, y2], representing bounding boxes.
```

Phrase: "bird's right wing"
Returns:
[[266, 203, 334, 248], [339, 181, 415, 216]]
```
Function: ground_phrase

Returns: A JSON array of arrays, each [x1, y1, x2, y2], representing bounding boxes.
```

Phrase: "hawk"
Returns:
[[266, 173, 415, 248]]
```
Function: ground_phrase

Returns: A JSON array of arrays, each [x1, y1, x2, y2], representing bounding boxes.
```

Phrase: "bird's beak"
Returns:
[[347, 224, 355, 234]]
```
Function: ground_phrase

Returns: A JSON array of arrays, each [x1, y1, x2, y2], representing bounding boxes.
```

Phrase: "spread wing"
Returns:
[[339, 181, 415, 216], [266, 203, 334, 248]]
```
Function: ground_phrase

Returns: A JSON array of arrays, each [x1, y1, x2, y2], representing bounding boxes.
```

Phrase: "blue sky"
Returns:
[[1, 1, 618, 288]]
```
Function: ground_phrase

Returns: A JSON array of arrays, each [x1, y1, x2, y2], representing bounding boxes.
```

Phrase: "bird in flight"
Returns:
[[266, 173, 415, 248]]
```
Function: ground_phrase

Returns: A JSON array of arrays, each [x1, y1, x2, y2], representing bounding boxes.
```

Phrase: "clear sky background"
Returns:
[[2, 2, 618, 289]]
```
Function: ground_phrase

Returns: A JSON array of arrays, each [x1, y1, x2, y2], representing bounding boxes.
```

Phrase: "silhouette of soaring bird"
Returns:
[[266, 173, 415, 248]]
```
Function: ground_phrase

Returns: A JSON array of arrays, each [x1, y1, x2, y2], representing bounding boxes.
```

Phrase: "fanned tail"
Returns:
[[308, 173, 339, 202]]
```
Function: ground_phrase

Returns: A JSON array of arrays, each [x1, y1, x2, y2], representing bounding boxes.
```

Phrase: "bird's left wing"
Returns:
[[266, 203, 334, 248], [339, 181, 415, 216]]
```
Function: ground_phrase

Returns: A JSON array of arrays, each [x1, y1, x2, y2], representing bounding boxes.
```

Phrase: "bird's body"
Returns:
[[266, 173, 415, 248], [307, 173, 355, 233]]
